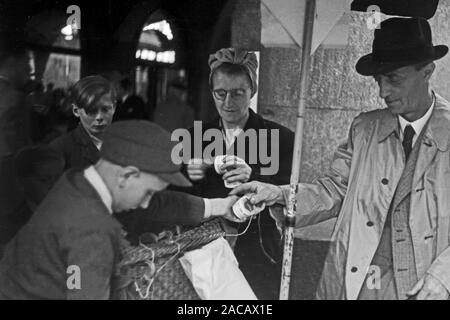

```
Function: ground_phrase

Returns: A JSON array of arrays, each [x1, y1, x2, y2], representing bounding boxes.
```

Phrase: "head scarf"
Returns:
[[208, 48, 258, 96]]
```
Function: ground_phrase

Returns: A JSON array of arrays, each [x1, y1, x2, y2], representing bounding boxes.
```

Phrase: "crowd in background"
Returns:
[[28, 80, 75, 143]]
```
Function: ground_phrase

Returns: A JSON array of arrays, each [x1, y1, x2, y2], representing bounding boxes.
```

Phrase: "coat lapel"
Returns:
[[73, 124, 100, 165], [412, 94, 450, 189], [69, 169, 113, 217], [391, 131, 423, 210], [412, 134, 438, 190]]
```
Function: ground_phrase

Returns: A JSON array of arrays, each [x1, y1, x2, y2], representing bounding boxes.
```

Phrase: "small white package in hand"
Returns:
[[232, 194, 266, 221], [179, 237, 257, 300], [213, 155, 245, 188]]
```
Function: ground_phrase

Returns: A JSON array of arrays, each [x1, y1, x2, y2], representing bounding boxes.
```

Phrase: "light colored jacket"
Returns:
[[278, 93, 450, 300]]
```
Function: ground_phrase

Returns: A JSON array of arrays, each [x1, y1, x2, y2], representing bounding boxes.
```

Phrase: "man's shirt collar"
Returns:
[[398, 93, 435, 146], [84, 166, 113, 214], [80, 125, 103, 150]]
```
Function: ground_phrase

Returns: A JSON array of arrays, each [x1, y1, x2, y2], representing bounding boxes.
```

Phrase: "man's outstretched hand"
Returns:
[[229, 181, 285, 207]]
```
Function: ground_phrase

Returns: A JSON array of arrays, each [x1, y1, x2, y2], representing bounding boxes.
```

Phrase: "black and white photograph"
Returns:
[[0, 0, 449, 305]]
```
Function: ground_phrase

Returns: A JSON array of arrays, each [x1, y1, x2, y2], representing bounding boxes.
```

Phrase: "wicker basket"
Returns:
[[114, 218, 226, 300]]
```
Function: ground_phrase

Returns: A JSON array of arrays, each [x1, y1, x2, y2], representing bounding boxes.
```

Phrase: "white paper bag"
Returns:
[[179, 237, 257, 300]]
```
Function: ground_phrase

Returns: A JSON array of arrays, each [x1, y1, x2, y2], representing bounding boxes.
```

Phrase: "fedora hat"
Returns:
[[356, 17, 448, 76]]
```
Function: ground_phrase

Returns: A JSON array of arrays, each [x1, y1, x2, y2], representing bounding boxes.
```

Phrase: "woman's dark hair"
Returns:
[[69, 75, 117, 114]]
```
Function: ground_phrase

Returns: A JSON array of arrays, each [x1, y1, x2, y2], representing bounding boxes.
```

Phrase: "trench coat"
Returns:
[[276, 93, 450, 300]]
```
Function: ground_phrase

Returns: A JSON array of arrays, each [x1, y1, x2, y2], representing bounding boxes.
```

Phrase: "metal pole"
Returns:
[[279, 0, 316, 300]]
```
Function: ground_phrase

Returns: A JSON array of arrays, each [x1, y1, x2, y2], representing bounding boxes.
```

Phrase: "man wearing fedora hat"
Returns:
[[232, 17, 450, 300], [0, 120, 239, 299]]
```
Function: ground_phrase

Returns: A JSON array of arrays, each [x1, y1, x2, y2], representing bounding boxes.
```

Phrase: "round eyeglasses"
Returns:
[[212, 88, 249, 101]]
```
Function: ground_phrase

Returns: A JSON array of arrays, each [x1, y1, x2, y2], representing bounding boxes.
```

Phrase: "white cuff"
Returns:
[[203, 198, 212, 219]]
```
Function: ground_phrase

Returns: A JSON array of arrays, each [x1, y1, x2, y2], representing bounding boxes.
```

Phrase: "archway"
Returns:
[[25, 9, 81, 89], [133, 9, 186, 120]]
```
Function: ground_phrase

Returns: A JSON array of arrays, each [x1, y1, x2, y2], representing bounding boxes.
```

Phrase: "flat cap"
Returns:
[[100, 120, 191, 187]]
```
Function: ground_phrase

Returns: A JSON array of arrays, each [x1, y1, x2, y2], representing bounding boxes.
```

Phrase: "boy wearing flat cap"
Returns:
[[49, 75, 223, 245], [0, 121, 238, 299], [232, 17, 450, 300]]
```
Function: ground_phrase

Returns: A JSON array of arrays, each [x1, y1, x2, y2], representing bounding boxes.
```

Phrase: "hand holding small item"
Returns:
[[229, 181, 285, 207], [231, 194, 266, 222], [187, 158, 211, 182], [214, 155, 252, 188]]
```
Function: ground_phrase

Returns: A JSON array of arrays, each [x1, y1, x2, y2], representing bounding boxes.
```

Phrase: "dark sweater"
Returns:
[[181, 109, 294, 261]]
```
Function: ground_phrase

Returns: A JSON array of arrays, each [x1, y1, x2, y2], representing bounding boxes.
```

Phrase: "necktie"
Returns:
[[402, 125, 415, 161]]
